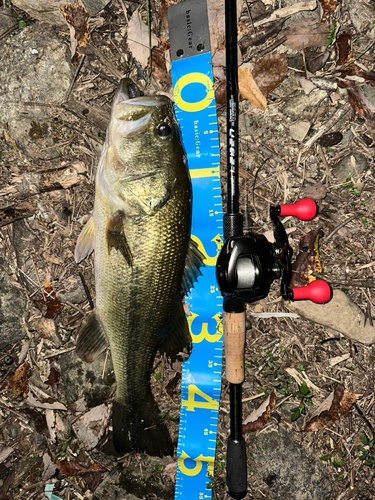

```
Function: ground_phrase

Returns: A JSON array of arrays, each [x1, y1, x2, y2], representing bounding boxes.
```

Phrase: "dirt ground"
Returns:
[[0, 0, 374, 499]]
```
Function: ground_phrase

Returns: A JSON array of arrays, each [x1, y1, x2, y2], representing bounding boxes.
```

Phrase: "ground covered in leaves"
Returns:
[[0, 0, 374, 499]]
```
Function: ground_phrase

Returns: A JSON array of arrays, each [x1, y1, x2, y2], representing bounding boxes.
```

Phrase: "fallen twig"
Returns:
[[0, 202, 37, 227], [0, 166, 83, 204], [65, 53, 86, 102], [325, 214, 357, 241], [288, 289, 375, 344], [79, 43, 123, 80], [63, 100, 109, 131], [254, 0, 317, 27], [301, 104, 351, 154]]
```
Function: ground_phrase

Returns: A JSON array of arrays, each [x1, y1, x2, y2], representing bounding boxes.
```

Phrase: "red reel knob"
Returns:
[[279, 198, 317, 221], [291, 280, 332, 304]]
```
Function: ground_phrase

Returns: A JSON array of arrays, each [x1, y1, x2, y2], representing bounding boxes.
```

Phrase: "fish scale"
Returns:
[[95, 191, 191, 402]]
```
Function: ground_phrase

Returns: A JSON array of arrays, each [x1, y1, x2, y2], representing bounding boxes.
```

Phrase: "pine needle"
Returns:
[[243, 0, 255, 33]]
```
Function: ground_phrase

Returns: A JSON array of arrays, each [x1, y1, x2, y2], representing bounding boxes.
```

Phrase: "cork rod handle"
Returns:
[[223, 311, 246, 384]]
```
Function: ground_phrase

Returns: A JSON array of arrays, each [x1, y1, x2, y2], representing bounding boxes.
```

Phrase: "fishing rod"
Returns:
[[221, 0, 247, 498], [217, 0, 332, 497]]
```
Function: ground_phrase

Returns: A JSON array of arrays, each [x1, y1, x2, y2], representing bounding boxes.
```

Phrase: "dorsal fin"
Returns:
[[181, 238, 205, 296]]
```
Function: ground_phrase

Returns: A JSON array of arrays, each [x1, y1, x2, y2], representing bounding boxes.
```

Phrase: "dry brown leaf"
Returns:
[[215, 80, 226, 107], [67, 397, 88, 413], [165, 371, 181, 397], [42, 452, 58, 481], [336, 32, 354, 67], [303, 183, 328, 201], [242, 392, 276, 434], [151, 41, 171, 84], [72, 403, 111, 450], [11, 363, 29, 398], [318, 0, 338, 21], [83, 471, 102, 492], [305, 50, 330, 73], [127, 10, 158, 68], [238, 19, 284, 54], [26, 392, 67, 411], [238, 66, 267, 111], [58, 459, 107, 477], [162, 462, 177, 483], [303, 384, 358, 431], [337, 59, 375, 87], [298, 75, 317, 95], [283, 20, 329, 50], [264, 227, 296, 243], [290, 229, 323, 288], [159, 0, 175, 41], [347, 87, 375, 120], [252, 52, 288, 97], [45, 365, 60, 388], [39, 280, 64, 318], [0, 448, 13, 465], [61, 3, 89, 65]]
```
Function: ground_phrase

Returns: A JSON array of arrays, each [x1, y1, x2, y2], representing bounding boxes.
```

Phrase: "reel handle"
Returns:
[[291, 280, 332, 304], [279, 198, 317, 221]]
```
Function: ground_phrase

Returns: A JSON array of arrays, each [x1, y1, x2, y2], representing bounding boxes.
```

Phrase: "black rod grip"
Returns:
[[227, 436, 247, 499], [223, 213, 243, 239]]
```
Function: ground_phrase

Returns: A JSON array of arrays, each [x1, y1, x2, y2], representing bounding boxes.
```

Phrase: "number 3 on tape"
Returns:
[[168, 0, 223, 498]]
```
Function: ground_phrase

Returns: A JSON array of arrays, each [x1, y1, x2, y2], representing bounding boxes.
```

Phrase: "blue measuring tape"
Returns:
[[168, 1, 223, 498]]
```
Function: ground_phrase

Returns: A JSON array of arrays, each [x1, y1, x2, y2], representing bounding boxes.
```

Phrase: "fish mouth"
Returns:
[[112, 79, 169, 138]]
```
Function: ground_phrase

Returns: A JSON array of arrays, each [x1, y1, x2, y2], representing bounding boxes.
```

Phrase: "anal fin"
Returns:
[[106, 211, 132, 266], [76, 312, 109, 363]]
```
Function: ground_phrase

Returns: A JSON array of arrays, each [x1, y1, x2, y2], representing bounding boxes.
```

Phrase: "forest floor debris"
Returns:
[[0, 0, 374, 498]]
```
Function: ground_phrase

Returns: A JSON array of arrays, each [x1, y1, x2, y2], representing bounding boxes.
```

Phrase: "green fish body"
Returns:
[[75, 79, 203, 456]]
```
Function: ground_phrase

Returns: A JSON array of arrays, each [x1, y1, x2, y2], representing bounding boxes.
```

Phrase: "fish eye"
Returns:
[[157, 123, 172, 138]]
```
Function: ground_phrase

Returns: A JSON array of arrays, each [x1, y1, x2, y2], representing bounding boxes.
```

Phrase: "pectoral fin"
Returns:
[[181, 238, 206, 296], [76, 312, 109, 363], [106, 211, 132, 266], [74, 216, 95, 263]]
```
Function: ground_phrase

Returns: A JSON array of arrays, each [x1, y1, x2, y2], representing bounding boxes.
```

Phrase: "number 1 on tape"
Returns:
[[168, 1, 223, 498]]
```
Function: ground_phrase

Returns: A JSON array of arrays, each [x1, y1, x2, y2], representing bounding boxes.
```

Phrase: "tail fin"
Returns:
[[112, 395, 173, 457]]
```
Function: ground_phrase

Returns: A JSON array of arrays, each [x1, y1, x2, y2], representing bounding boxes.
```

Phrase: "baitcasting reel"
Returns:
[[216, 198, 332, 304]]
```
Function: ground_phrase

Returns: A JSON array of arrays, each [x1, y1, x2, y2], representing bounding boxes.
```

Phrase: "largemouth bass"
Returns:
[[74, 79, 204, 457]]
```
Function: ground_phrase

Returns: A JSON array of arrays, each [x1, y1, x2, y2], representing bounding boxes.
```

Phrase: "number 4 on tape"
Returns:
[[168, 0, 223, 499]]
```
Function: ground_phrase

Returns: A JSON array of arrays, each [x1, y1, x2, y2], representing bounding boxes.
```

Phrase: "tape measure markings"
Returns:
[[168, 2, 223, 497]]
